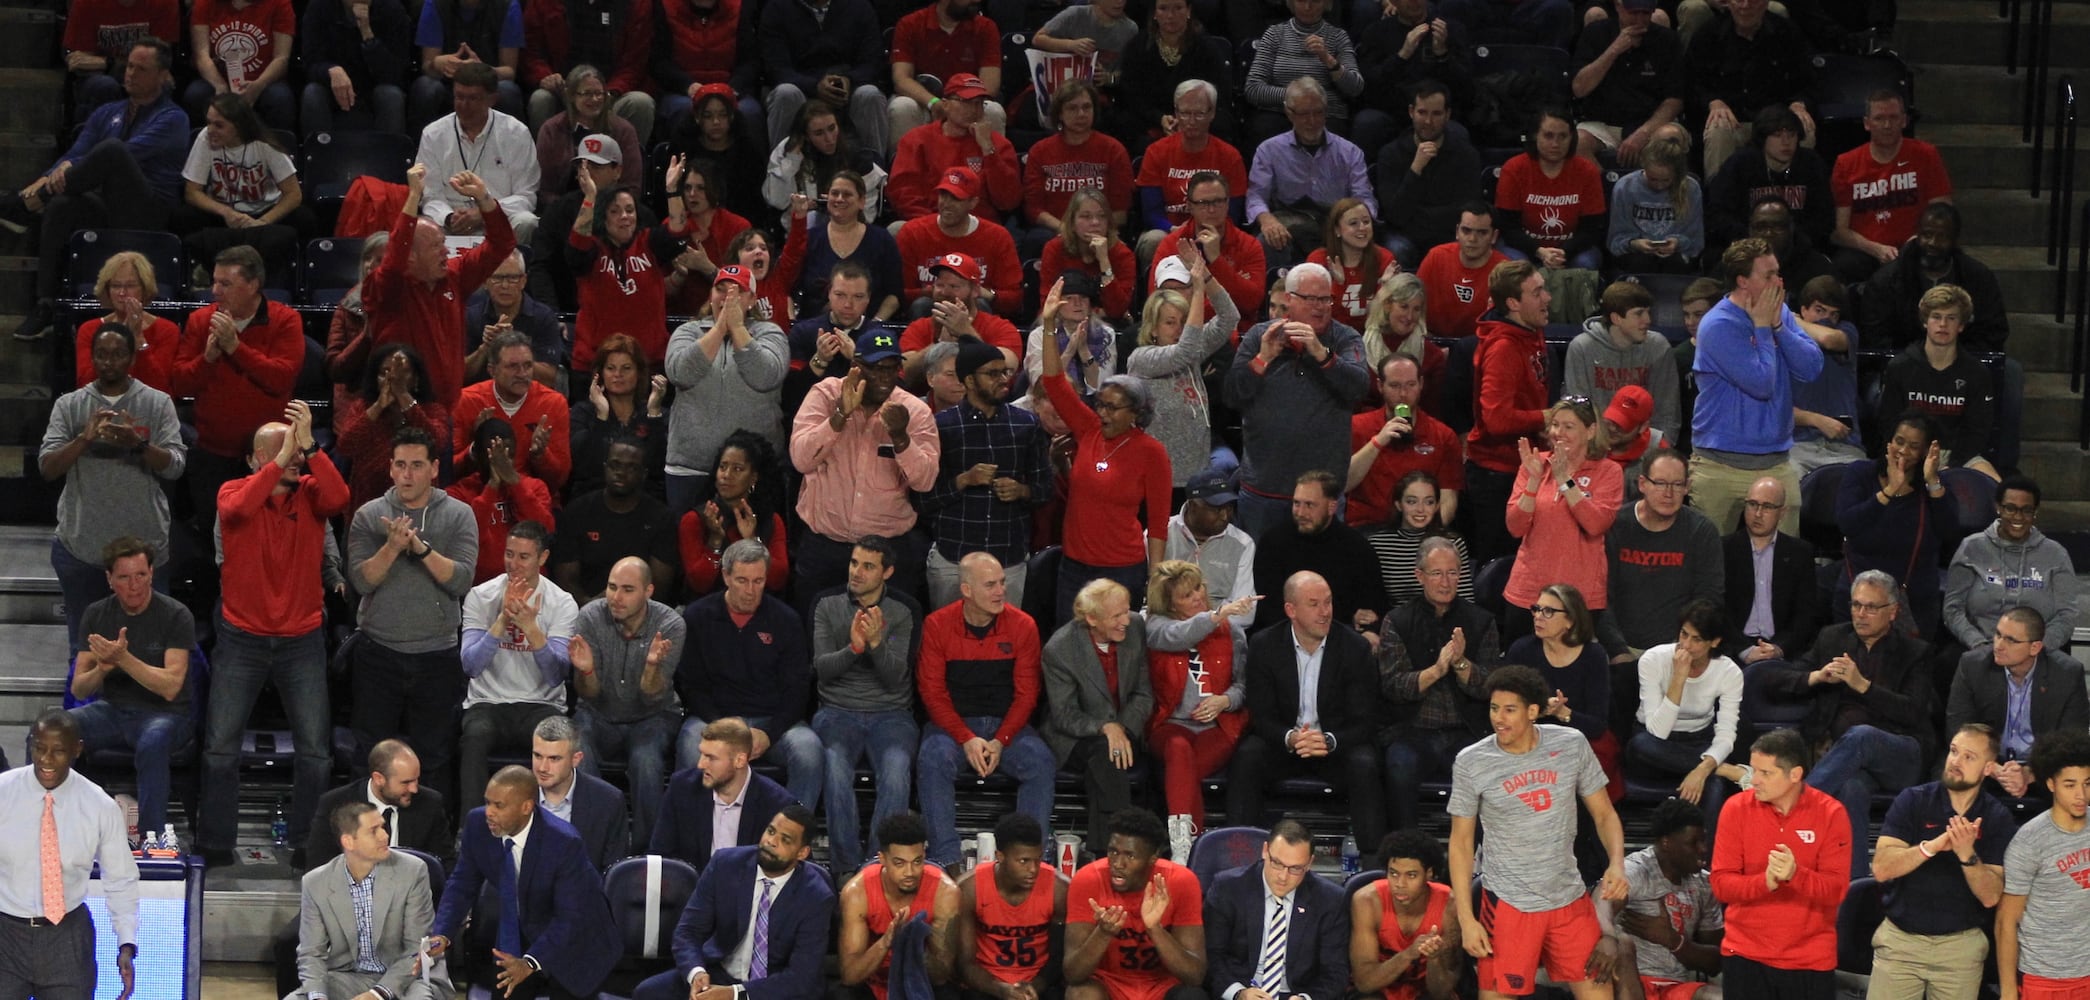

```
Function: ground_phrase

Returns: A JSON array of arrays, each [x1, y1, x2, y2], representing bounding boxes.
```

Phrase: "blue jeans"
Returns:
[[70, 700, 190, 836], [677, 715, 824, 811], [1808, 724, 1921, 877], [1626, 727, 1729, 842], [198, 616, 330, 853], [1384, 727, 1466, 831], [51, 537, 169, 661], [575, 704, 678, 850], [812, 706, 919, 874], [917, 718, 1056, 869]]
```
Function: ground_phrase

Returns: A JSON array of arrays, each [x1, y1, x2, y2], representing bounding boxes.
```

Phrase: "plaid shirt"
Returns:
[[347, 865, 384, 973], [920, 399, 1053, 565]]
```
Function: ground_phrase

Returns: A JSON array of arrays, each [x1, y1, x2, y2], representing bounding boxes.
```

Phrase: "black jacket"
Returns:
[[1770, 624, 1934, 763], [304, 0, 413, 94], [307, 779, 453, 867], [1376, 122, 1482, 253], [1245, 621, 1384, 754], [1720, 529, 1823, 662], [1860, 244, 2011, 353], [1684, 12, 1814, 122]]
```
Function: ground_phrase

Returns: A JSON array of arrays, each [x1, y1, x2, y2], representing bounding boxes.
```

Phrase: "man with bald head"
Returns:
[[364, 160, 517, 407], [430, 765, 615, 1000], [916, 552, 1055, 869], [1719, 475, 1821, 665], [199, 399, 350, 866], [570, 555, 687, 846], [1228, 570, 1388, 849], [307, 739, 453, 866]]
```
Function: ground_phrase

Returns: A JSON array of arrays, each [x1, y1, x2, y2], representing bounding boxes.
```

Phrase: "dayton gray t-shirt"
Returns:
[[1449, 723, 1608, 911], [1619, 845, 1722, 984], [2003, 810, 2090, 979]]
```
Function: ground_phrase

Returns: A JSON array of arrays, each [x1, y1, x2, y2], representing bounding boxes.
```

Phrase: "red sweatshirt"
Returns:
[[365, 206, 516, 407], [1465, 318, 1548, 473], [170, 299, 304, 458], [1021, 131, 1133, 225], [521, 0, 653, 93], [75, 315, 179, 393], [916, 601, 1043, 746], [888, 124, 1022, 220], [1710, 786, 1851, 972], [216, 452, 350, 636], [1151, 220, 1266, 332], [1040, 239, 1136, 319], [569, 226, 674, 370], [899, 312, 1024, 359], [453, 379, 573, 494], [448, 471, 557, 584], [654, 0, 740, 87], [1045, 372, 1171, 567], [677, 510, 789, 596], [895, 215, 1023, 315]]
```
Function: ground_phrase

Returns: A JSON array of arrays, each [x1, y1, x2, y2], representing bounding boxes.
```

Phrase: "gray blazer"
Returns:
[[292, 850, 450, 1000], [1041, 618, 1155, 765]]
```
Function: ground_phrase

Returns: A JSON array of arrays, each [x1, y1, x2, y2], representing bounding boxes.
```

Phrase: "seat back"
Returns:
[[1473, 555, 1513, 618], [1836, 877, 1886, 974], [1472, 44, 1572, 101], [301, 237, 367, 306], [1343, 869, 1386, 896], [1798, 462, 1853, 558], [1622, 272, 1702, 342], [1808, 53, 1916, 157], [1740, 659, 1808, 735], [395, 847, 448, 910], [1186, 826, 1267, 885], [604, 854, 701, 964], [1938, 466, 1997, 538], [67, 229, 184, 299], [1023, 545, 1063, 634], [302, 131, 416, 203]]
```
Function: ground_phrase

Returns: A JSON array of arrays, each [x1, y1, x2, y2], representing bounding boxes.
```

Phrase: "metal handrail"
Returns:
[[2051, 77, 2078, 322], [2028, 0, 2057, 186], [2076, 199, 2090, 445]]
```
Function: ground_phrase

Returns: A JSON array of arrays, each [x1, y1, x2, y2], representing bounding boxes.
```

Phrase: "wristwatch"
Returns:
[[1960, 853, 1980, 867]]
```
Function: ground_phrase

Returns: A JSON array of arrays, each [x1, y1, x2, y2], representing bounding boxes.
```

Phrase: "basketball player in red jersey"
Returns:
[[1065, 808, 1208, 1000], [1351, 829, 1461, 1000], [957, 814, 1067, 1000], [838, 812, 962, 999]]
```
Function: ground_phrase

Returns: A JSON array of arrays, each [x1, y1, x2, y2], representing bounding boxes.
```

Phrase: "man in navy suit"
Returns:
[[428, 765, 618, 1000], [1203, 819, 1351, 1000], [632, 803, 837, 1000], [532, 714, 631, 871], [652, 717, 798, 872]]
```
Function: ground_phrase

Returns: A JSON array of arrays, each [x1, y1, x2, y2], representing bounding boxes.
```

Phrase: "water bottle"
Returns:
[[141, 830, 160, 853], [271, 798, 289, 849], [1340, 834, 1360, 875], [161, 824, 180, 857]]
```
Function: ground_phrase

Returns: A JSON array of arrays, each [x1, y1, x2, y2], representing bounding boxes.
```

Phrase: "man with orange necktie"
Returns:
[[0, 709, 140, 1000]]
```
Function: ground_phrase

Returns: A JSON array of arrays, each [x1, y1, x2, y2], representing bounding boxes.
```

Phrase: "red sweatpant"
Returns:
[[1152, 722, 1239, 832]]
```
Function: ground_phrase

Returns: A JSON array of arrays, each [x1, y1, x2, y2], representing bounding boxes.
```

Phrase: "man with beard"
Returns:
[[1375, 81, 1481, 272], [810, 536, 923, 875], [956, 814, 1065, 1000], [924, 340, 1050, 609], [307, 739, 454, 866], [570, 556, 685, 848], [1867, 724, 2018, 1000], [632, 804, 837, 1000], [838, 812, 962, 1000], [1251, 471, 1384, 634], [553, 439, 678, 599], [1861, 203, 2009, 353], [651, 717, 796, 874], [1064, 807, 1207, 1000]]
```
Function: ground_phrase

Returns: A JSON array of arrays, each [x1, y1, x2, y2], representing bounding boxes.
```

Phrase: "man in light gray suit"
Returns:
[[287, 800, 451, 1000], [1040, 577, 1155, 857]]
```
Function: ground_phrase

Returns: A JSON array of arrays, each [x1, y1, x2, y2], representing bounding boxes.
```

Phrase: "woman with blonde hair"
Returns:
[[1306, 196, 1395, 331], [1501, 397, 1622, 642], [1040, 187, 1136, 319], [1142, 560, 1257, 833], [1125, 251, 1238, 488], [1361, 271, 1446, 415], [73, 251, 178, 392], [1608, 133, 1704, 274]]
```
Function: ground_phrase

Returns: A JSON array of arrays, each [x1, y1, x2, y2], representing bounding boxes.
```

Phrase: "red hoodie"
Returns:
[[1465, 318, 1548, 473], [1710, 785, 1851, 972]]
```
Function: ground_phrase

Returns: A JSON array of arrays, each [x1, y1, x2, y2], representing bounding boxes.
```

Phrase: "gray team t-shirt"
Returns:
[[1449, 723, 1608, 911], [1619, 846, 1722, 984], [2003, 810, 2090, 979]]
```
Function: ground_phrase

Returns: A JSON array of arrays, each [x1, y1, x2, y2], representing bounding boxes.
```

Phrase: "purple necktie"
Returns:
[[749, 877, 775, 980]]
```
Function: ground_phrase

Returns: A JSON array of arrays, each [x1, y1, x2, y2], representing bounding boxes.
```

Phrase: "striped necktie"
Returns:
[[749, 877, 776, 979], [1255, 895, 1290, 993]]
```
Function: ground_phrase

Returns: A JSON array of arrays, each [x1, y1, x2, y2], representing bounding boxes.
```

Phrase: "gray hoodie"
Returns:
[[663, 318, 789, 476], [40, 379, 186, 564], [346, 485, 478, 652], [1564, 319, 1682, 443], [1944, 522, 2080, 651]]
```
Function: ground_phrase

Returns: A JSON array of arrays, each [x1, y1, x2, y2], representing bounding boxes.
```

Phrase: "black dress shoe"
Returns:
[[11, 299, 52, 342], [201, 849, 239, 868], [0, 190, 32, 235]]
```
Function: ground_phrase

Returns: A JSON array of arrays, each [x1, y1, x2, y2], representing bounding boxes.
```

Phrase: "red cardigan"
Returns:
[[170, 299, 305, 457], [677, 509, 789, 597]]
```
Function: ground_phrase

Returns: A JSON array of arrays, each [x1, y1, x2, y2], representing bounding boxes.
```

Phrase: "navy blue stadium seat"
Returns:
[[1836, 877, 1886, 976], [1798, 462, 1852, 558], [301, 237, 365, 306], [601, 854, 700, 995], [1808, 52, 1916, 158], [1186, 825, 1266, 885], [1938, 466, 1999, 537], [67, 229, 184, 299], [302, 130, 415, 204], [1741, 659, 1809, 736]]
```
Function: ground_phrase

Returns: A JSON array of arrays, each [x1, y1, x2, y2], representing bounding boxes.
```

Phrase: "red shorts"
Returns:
[[1476, 892, 1604, 996], [1639, 978, 1706, 1000], [2024, 975, 2090, 1000]]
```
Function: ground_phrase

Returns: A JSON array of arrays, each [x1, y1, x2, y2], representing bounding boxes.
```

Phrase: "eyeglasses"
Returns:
[[1529, 604, 1565, 619], [1998, 503, 2039, 517], [1641, 478, 1688, 493], [488, 273, 525, 284], [1094, 400, 1134, 413], [1849, 600, 1894, 615], [971, 367, 1013, 381], [1742, 500, 1785, 513], [1289, 292, 1333, 305], [1994, 632, 2035, 646], [1264, 857, 1311, 878], [574, 89, 608, 100]]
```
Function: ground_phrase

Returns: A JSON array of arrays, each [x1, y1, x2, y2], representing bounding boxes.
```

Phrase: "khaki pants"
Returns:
[[1688, 452, 1800, 536], [1867, 917, 1989, 1000]]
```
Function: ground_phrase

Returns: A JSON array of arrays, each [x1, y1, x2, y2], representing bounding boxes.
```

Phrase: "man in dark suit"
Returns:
[[307, 738, 454, 866], [428, 766, 618, 1000], [1946, 606, 2090, 799], [531, 714, 630, 872], [1227, 570, 1388, 851], [631, 803, 836, 1000], [1720, 476, 1823, 665], [652, 717, 799, 872], [1042, 578, 1155, 854], [1203, 819, 1351, 1000]]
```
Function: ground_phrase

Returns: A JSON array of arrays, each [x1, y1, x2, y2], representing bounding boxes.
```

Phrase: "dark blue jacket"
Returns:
[[561, 770, 631, 873], [651, 769, 797, 873], [756, 0, 883, 95], [63, 91, 188, 205], [435, 808, 618, 997], [1203, 861, 1351, 1000], [670, 845, 836, 1000], [678, 593, 812, 732]]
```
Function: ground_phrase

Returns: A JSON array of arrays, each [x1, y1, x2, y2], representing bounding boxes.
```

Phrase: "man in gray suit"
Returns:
[[1041, 577, 1154, 856], [289, 800, 451, 1000]]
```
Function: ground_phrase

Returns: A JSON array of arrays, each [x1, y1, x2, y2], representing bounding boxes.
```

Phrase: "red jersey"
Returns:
[[1372, 880, 1452, 1000], [1308, 244, 1396, 331], [1831, 138, 1952, 249], [1709, 785, 1850, 972], [1415, 243, 1506, 339], [1134, 134, 1247, 226], [568, 228, 673, 371], [453, 380, 572, 493], [1022, 131, 1134, 225], [894, 215, 1023, 314], [863, 862, 954, 1000], [889, 125, 1022, 221], [1346, 408, 1464, 527], [190, 0, 294, 83], [64, 0, 180, 61], [1066, 858, 1203, 1000], [970, 861, 1058, 984], [1495, 154, 1607, 249], [889, 5, 1001, 81]]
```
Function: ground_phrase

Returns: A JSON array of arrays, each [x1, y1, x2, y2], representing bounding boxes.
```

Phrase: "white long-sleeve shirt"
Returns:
[[414, 111, 541, 226], [1635, 644, 1744, 765], [0, 766, 139, 946]]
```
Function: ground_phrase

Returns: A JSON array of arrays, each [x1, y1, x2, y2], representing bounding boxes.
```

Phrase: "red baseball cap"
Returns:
[[713, 264, 757, 294], [936, 166, 981, 201], [943, 73, 991, 100], [928, 252, 984, 283]]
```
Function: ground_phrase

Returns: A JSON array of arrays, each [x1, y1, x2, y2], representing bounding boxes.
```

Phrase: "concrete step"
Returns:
[[1962, 243, 2060, 303], [1917, 65, 2039, 128], [2039, 498, 2090, 531], [0, 254, 36, 316], [2002, 311, 2076, 373], [0, 133, 56, 192], [1897, 0, 2090, 67], [0, 7, 58, 74], [2022, 370, 2085, 439], [1928, 124, 2090, 191], [2018, 439, 2090, 494], [0, 68, 66, 135]]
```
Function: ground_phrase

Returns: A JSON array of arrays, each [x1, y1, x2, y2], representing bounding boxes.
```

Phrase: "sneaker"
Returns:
[[0, 190, 32, 235], [11, 300, 52, 342]]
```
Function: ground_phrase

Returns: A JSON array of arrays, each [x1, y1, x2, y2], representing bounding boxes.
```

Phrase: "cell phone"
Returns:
[[1394, 404, 1412, 420]]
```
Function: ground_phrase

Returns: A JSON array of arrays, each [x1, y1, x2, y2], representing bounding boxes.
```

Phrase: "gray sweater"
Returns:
[[1244, 19, 1366, 120], [1223, 319, 1373, 497], [347, 486, 478, 652], [41, 380, 187, 564], [1607, 504, 1725, 651], [810, 590, 918, 713], [1125, 286, 1239, 487], [1945, 523, 2081, 651], [1564, 319, 1683, 443], [663, 318, 789, 476]]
